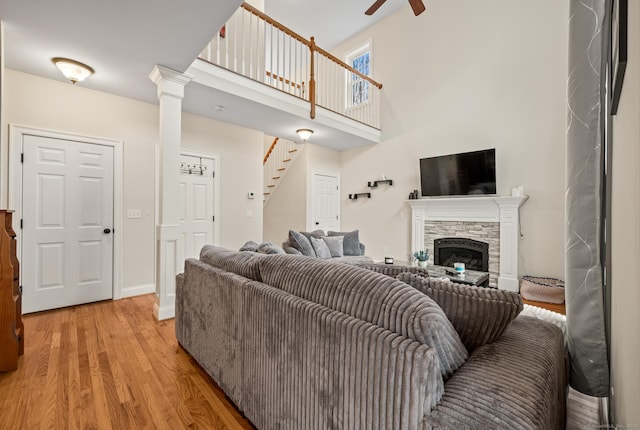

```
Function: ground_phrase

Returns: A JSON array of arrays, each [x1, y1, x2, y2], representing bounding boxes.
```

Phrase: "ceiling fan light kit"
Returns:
[[365, 0, 426, 16]]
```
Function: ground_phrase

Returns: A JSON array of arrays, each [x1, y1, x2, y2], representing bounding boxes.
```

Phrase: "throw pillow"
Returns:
[[322, 235, 344, 257], [328, 230, 361, 256], [288, 230, 316, 257], [397, 273, 524, 351], [257, 242, 285, 255], [310, 237, 332, 259], [301, 229, 325, 244], [239, 240, 259, 252]]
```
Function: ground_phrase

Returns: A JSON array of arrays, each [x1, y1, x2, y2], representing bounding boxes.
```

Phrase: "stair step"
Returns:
[[263, 192, 271, 195], [272, 176, 281, 180], [288, 149, 298, 153], [267, 184, 275, 188], [283, 158, 292, 162], [277, 167, 286, 171]]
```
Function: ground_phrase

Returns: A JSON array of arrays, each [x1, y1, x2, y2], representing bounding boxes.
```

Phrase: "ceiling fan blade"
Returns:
[[408, 0, 426, 16], [365, 0, 388, 15]]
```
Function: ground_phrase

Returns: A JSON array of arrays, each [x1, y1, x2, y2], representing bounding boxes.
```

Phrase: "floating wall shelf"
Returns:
[[368, 179, 393, 188], [348, 192, 372, 200]]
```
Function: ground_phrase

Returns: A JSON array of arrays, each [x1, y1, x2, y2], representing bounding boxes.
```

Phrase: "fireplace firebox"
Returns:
[[434, 237, 489, 272]]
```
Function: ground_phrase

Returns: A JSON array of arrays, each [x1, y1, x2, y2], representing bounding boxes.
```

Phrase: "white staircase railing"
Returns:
[[199, 2, 382, 129], [263, 138, 302, 203]]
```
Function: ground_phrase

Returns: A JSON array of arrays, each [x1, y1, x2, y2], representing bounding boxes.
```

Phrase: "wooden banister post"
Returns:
[[309, 36, 316, 120]]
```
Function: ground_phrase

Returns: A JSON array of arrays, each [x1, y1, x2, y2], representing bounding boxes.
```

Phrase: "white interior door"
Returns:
[[179, 154, 215, 261], [313, 173, 340, 232], [22, 135, 114, 313]]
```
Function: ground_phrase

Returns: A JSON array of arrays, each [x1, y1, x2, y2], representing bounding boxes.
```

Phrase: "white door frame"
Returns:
[[8, 125, 124, 299], [179, 149, 221, 247], [308, 170, 341, 232]]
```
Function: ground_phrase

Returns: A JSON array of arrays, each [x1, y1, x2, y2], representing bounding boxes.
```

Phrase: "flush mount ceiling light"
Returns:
[[51, 57, 94, 84], [296, 128, 313, 142]]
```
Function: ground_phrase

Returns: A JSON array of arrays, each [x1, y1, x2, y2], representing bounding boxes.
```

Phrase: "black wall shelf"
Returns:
[[348, 192, 372, 200], [368, 179, 393, 188]]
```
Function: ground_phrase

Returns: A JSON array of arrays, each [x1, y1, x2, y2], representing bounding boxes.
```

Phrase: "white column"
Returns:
[[149, 65, 192, 320]]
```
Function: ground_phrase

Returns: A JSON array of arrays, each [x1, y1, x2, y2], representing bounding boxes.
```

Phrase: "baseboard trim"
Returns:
[[121, 284, 156, 298], [153, 302, 175, 321]]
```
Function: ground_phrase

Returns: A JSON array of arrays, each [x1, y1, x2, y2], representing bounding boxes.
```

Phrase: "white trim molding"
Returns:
[[408, 196, 528, 292]]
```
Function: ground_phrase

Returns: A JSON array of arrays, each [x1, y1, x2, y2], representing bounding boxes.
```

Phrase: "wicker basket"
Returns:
[[520, 276, 565, 304]]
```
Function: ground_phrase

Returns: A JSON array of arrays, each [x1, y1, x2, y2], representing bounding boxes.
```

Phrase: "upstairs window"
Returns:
[[346, 43, 371, 108]]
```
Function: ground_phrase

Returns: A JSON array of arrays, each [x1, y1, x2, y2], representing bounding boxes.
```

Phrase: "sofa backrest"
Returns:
[[258, 254, 468, 379], [200, 245, 266, 282]]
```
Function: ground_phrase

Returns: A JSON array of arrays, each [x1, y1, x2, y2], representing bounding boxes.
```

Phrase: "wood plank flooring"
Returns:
[[0, 294, 253, 430], [0, 294, 599, 429]]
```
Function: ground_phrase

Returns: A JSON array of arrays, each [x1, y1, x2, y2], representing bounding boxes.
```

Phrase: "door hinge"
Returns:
[[212, 171, 215, 178], [212, 216, 215, 222], [20, 219, 23, 230], [336, 215, 339, 220], [21, 153, 24, 163], [336, 185, 339, 190], [19, 285, 23, 295]]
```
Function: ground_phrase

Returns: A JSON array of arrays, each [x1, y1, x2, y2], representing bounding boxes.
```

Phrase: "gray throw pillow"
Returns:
[[328, 230, 361, 256], [310, 237, 332, 259], [257, 242, 285, 255], [288, 230, 316, 256], [397, 273, 524, 351], [322, 236, 344, 257], [301, 229, 325, 244], [239, 240, 259, 252]]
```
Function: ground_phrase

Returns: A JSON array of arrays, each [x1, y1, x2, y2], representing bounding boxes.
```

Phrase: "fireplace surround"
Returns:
[[434, 237, 489, 272], [408, 196, 528, 292]]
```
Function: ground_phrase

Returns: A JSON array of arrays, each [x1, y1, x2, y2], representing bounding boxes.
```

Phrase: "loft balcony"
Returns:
[[184, 3, 382, 150]]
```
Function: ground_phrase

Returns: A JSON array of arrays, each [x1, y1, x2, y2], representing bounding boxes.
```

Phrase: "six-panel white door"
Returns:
[[22, 135, 114, 313], [313, 173, 340, 232], [179, 155, 215, 262]]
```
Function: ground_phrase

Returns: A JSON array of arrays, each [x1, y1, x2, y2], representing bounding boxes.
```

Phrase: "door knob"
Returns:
[[315, 222, 319, 225], [103, 228, 112, 234]]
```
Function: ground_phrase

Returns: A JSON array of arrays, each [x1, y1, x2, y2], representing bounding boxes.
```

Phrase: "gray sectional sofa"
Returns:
[[282, 229, 373, 264], [176, 246, 567, 429]]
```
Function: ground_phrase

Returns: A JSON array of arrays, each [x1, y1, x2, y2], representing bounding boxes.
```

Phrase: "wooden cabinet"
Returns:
[[0, 210, 23, 371]]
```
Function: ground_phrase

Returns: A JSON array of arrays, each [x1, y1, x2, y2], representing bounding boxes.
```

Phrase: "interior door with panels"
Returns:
[[313, 173, 340, 232], [22, 135, 114, 313], [179, 154, 215, 262]]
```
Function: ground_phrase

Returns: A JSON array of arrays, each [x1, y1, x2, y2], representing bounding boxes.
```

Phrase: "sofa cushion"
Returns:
[[200, 245, 265, 282], [257, 242, 285, 255], [288, 230, 316, 257], [310, 237, 331, 259], [328, 230, 362, 256], [239, 240, 260, 252], [259, 255, 468, 379], [301, 229, 325, 244], [322, 235, 344, 257], [397, 273, 523, 351]]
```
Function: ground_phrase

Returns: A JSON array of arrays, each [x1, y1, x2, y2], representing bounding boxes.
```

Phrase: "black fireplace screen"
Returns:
[[434, 237, 489, 272]]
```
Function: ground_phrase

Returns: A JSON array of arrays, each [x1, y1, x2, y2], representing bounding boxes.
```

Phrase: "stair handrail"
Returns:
[[264, 137, 279, 165]]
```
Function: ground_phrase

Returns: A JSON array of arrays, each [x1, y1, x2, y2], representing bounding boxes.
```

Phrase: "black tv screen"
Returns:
[[420, 149, 496, 197]]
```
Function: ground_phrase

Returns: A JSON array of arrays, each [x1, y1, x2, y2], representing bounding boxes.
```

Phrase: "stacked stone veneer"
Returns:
[[424, 221, 500, 288]]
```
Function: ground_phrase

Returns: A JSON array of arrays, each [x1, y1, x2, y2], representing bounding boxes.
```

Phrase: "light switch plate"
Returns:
[[127, 209, 142, 219]]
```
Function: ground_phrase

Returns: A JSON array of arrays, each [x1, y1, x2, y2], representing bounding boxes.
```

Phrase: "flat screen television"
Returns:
[[420, 149, 496, 197]]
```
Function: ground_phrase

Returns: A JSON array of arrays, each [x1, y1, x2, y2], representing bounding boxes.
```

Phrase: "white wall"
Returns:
[[1, 69, 263, 291], [334, 0, 568, 277], [610, 0, 640, 425]]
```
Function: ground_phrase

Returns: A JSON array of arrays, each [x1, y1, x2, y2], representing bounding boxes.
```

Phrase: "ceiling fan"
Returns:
[[365, 0, 426, 16]]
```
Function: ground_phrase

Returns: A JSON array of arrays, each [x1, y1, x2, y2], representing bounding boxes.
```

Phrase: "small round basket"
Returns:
[[520, 276, 565, 304]]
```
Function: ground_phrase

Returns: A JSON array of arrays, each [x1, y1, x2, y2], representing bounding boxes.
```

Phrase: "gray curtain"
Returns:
[[566, 0, 610, 397]]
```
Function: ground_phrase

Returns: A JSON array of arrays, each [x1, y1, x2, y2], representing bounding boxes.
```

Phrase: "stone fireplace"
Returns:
[[408, 196, 527, 291]]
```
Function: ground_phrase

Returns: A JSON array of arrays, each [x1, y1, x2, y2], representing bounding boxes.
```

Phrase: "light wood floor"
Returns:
[[0, 294, 599, 430], [0, 294, 253, 430]]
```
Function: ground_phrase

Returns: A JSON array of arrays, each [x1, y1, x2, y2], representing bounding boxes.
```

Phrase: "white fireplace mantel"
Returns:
[[408, 196, 528, 292]]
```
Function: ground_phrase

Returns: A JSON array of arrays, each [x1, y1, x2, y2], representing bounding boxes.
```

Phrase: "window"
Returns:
[[346, 43, 371, 108]]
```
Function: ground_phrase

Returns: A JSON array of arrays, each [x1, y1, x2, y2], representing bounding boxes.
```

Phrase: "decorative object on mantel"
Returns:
[[368, 179, 393, 188], [520, 276, 565, 304], [348, 192, 371, 200], [408, 189, 419, 199], [413, 249, 430, 268]]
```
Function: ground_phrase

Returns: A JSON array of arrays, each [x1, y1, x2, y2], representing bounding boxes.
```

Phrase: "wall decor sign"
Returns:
[[610, 0, 627, 115]]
